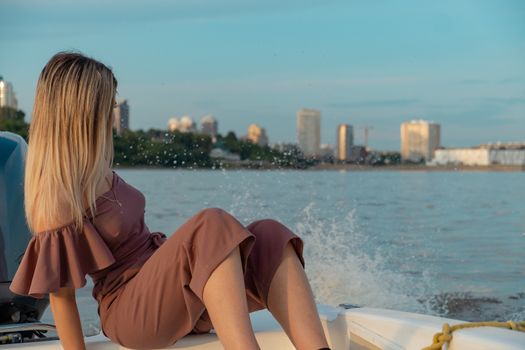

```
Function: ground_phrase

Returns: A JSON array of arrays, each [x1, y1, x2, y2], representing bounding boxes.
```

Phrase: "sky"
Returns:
[[1, 0, 524, 151]]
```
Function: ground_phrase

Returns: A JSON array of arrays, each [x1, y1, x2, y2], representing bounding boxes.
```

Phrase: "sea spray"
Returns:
[[294, 203, 435, 314]]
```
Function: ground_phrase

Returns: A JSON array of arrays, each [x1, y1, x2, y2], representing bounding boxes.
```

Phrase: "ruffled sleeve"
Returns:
[[9, 221, 116, 299]]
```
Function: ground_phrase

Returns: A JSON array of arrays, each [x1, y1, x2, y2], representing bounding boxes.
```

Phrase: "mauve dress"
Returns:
[[9, 171, 305, 349]]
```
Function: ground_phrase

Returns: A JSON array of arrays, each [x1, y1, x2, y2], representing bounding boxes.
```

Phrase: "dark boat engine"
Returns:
[[0, 132, 56, 344]]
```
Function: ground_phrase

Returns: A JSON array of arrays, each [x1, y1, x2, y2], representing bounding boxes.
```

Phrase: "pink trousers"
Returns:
[[100, 208, 305, 349]]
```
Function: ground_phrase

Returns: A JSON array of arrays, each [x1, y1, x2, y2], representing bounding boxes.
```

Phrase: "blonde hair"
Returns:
[[25, 52, 117, 233]]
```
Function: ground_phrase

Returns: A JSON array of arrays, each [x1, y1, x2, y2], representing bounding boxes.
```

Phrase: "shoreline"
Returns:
[[114, 164, 525, 172], [311, 164, 525, 172]]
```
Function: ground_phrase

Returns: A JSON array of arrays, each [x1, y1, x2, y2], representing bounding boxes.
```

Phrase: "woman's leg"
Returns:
[[101, 208, 257, 349], [267, 242, 329, 350], [202, 246, 260, 350]]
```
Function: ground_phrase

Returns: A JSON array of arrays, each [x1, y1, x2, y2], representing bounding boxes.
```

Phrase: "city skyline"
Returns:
[[1, 0, 524, 150]]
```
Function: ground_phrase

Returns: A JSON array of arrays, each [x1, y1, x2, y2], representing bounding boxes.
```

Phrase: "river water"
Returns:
[[41, 169, 525, 335]]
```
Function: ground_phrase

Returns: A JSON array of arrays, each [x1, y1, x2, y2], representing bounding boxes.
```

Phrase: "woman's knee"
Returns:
[[191, 208, 237, 231], [171, 208, 237, 245], [248, 219, 304, 264], [196, 207, 229, 219], [191, 207, 250, 243], [247, 219, 293, 239]]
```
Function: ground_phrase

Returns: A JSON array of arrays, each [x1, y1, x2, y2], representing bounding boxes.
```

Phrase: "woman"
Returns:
[[10, 52, 330, 350]]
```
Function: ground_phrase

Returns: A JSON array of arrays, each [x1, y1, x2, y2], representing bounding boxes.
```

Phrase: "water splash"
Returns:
[[294, 203, 434, 314]]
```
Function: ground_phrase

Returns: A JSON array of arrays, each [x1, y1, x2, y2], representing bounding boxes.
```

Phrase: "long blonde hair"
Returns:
[[25, 52, 117, 233]]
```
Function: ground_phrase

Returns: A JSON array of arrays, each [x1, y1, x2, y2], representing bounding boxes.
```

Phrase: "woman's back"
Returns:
[[32, 169, 114, 234], [10, 171, 167, 306]]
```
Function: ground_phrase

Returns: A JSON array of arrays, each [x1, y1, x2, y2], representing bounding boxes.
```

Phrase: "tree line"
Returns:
[[113, 129, 308, 168], [0, 107, 308, 169]]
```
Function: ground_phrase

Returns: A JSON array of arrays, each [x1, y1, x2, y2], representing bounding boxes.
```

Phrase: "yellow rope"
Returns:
[[422, 320, 525, 350]]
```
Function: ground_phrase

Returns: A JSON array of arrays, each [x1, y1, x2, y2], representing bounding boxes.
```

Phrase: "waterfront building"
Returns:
[[336, 124, 354, 161], [210, 148, 241, 162], [273, 143, 302, 156], [297, 108, 321, 157], [400, 120, 440, 162], [168, 116, 196, 133], [247, 123, 268, 146], [201, 115, 218, 138], [478, 142, 525, 150], [348, 146, 368, 163], [320, 144, 335, 162], [113, 99, 129, 135], [0, 76, 18, 109], [180, 115, 196, 132], [430, 146, 525, 166], [167, 117, 180, 132]]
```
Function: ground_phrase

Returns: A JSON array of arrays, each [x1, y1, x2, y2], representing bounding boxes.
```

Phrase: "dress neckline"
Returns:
[[33, 170, 119, 235]]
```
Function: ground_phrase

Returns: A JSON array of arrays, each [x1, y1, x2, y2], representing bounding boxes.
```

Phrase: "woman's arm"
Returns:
[[49, 287, 86, 350]]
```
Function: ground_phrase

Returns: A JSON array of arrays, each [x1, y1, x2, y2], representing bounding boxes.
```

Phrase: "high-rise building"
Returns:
[[337, 124, 354, 161], [400, 120, 440, 162], [297, 108, 321, 157], [113, 100, 129, 135], [180, 115, 195, 132], [247, 123, 268, 146], [167, 116, 196, 133], [167, 117, 180, 132], [179, 116, 196, 132], [201, 115, 218, 138], [0, 76, 18, 109]]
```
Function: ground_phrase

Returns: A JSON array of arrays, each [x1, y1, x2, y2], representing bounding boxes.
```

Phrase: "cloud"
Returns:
[[477, 97, 525, 106], [457, 77, 524, 86], [458, 79, 487, 85], [496, 77, 524, 85], [423, 97, 525, 127]]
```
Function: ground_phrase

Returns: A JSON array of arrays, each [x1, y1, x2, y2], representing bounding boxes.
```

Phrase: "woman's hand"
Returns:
[[49, 287, 86, 350]]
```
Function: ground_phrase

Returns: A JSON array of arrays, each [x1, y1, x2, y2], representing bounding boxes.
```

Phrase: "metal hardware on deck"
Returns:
[[0, 322, 56, 333]]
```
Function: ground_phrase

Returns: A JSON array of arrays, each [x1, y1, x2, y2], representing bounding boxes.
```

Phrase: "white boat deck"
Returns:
[[5, 305, 525, 349]]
